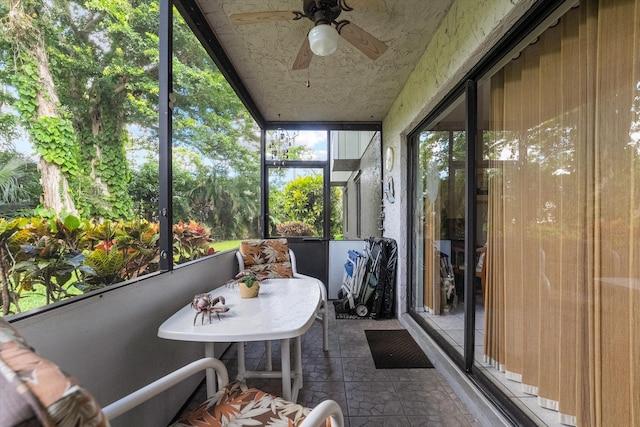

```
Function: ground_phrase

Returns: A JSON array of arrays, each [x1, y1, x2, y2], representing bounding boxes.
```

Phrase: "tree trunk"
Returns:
[[32, 27, 77, 214], [39, 157, 76, 214], [7, 0, 77, 215], [1, 248, 10, 316]]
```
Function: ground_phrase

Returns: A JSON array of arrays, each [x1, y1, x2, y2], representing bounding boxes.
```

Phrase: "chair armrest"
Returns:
[[102, 358, 229, 421], [236, 250, 245, 272], [300, 399, 344, 427]]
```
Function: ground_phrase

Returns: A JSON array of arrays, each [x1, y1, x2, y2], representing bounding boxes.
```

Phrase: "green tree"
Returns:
[[1, 0, 259, 220], [129, 151, 260, 241], [1, 0, 79, 214], [271, 174, 342, 238]]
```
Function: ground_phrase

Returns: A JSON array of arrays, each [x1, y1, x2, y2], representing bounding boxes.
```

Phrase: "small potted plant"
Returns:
[[235, 270, 261, 298]]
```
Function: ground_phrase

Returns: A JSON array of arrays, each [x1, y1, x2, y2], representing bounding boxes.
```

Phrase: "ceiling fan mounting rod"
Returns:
[[312, 9, 335, 25], [304, 0, 342, 25]]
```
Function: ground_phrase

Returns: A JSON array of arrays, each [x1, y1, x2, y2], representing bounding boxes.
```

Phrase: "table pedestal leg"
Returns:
[[292, 335, 303, 402], [205, 342, 215, 397], [265, 341, 272, 371], [280, 338, 291, 401], [237, 341, 246, 381]]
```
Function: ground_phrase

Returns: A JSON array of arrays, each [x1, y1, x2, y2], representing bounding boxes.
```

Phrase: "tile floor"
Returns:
[[176, 303, 483, 427]]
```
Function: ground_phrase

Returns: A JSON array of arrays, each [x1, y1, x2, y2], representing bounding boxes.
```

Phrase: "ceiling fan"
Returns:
[[229, 0, 388, 70]]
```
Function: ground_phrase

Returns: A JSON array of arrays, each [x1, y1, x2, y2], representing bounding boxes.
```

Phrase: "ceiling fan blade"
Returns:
[[229, 11, 297, 25], [338, 21, 388, 60], [292, 36, 313, 70]]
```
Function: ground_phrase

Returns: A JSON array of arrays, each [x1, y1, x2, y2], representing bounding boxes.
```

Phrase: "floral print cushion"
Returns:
[[239, 239, 294, 279], [0, 317, 109, 427], [171, 380, 329, 427]]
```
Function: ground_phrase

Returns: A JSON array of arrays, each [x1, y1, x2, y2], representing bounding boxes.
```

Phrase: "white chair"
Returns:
[[0, 317, 343, 427], [103, 357, 343, 426], [236, 240, 329, 353]]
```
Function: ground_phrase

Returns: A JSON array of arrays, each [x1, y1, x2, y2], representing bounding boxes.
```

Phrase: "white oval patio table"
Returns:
[[158, 277, 322, 402]]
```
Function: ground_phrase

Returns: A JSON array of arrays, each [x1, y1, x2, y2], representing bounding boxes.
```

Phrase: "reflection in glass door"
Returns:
[[410, 96, 470, 360]]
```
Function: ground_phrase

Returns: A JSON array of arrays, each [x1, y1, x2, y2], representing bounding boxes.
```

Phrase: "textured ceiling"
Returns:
[[194, 0, 454, 123]]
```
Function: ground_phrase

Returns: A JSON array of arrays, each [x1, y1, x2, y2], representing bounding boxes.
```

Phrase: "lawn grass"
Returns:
[[212, 239, 242, 253]]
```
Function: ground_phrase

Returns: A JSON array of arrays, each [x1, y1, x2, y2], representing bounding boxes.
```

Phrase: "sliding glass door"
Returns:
[[410, 1, 640, 425], [480, 2, 640, 425], [410, 95, 470, 361]]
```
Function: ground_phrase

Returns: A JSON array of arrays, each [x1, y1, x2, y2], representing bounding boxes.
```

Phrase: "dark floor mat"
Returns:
[[365, 329, 434, 369], [335, 312, 372, 319]]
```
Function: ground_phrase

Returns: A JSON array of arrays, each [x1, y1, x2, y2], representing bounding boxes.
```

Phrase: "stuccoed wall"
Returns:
[[343, 132, 382, 240], [381, 0, 536, 315], [359, 131, 382, 239], [344, 177, 357, 239]]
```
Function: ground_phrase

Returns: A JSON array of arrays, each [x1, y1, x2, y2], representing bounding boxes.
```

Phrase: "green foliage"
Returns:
[[270, 174, 342, 238], [173, 220, 214, 264], [0, 217, 28, 315], [82, 245, 124, 288], [31, 116, 79, 174], [128, 153, 261, 241], [127, 161, 159, 221], [235, 271, 260, 288], [10, 54, 80, 181], [0, 152, 41, 217], [276, 221, 314, 237], [2, 0, 261, 234], [12, 212, 92, 307], [0, 213, 214, 315], [282, 174, 323, 235], [329, 186, 343, 239]]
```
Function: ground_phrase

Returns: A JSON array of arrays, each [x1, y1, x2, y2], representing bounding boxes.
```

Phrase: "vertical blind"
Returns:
[[484, 1, 640, 425]]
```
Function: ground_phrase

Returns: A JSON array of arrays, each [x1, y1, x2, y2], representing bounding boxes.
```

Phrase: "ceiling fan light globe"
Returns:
[[308, 24, 339, 56]]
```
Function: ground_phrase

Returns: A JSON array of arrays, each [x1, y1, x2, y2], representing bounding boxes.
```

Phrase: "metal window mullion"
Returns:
[[323, 130, 331, 239], [463, 80, 478, 372], [260, 128, 268, 238], [158, 0, 173, 271]]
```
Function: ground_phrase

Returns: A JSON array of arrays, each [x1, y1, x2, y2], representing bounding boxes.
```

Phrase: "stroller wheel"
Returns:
[[355, 304, 369, 317]]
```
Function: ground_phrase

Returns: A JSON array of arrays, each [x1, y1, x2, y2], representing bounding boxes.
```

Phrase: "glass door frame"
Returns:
[[405, 2, 573, 425]]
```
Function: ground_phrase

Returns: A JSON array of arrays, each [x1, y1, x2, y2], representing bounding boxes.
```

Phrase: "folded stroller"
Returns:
[[336, 250, 368, 315]]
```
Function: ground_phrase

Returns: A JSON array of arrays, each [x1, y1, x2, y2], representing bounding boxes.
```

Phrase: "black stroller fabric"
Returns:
[[368, 237, 397, 319]]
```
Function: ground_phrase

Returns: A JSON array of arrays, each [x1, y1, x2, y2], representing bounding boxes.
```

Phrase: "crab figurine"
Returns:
[[191, 293, 229, 325]]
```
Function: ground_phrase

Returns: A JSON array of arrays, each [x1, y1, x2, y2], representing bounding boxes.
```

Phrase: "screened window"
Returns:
[[0, 2, 258, 315]]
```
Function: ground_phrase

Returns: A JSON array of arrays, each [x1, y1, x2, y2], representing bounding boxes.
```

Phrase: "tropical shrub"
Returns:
[[276, 221, 314, 237], [0, 213, 214, 315]]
